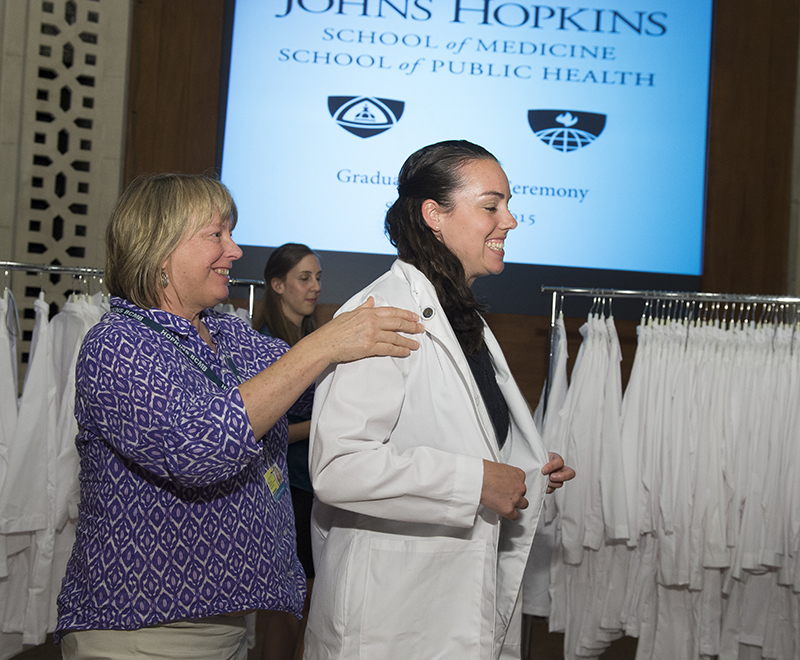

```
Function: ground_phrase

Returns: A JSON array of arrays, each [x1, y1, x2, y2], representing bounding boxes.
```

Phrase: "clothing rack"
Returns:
[[540, 285, 800, 417], [1, 261, 265, 317], [1, 260, 105, 277], [542, 285, 800, 321], [226, 278, 265, 318]]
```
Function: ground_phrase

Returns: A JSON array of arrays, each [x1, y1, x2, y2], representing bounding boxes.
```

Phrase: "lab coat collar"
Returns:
[[390, 260, 458, 343], [390, 260, 541, 452], [391, 260, 501, 460]]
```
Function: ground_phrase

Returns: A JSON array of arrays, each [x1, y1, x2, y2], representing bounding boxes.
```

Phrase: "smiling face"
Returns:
[[423, 159, 517, 286], [160, 210, 243, 322], [272, 253, 322, 328]]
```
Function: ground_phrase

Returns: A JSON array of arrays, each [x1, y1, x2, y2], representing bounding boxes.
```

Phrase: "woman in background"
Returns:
[[251, 244, 321, 660]]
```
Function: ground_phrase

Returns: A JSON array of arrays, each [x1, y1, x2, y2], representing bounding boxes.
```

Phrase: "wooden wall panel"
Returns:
[[124, 0, 226, 183], [703, 0, 799, 295]]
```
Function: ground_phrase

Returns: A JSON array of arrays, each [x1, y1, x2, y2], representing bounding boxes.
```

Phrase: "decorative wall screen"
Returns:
[[0, 0, 131, 381]]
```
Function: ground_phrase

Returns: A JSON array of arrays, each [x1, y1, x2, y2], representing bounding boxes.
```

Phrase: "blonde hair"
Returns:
[[105, 173, 237, 309]]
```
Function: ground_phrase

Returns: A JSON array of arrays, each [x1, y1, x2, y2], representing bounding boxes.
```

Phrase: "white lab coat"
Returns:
[[305, 260, 550, 660]]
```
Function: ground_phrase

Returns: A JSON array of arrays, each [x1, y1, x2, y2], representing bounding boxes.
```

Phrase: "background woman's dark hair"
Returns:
[[385, 140, 497, 354], [253, 243, 318, 346]]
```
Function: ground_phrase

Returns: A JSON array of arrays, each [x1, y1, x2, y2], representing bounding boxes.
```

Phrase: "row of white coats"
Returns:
[[0, 292, 107, 659], [0, 295, 251, 659], [525, 312, 800, 660]]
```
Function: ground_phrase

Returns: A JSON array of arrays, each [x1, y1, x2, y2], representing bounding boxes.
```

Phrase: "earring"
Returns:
[[160, 270, 169, 288]]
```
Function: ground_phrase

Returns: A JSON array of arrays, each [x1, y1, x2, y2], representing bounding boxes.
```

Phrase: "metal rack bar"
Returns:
[[1, 261, 268, 287], [0, 260, 104, 276], [228, 278, 265, 318], [1, 262, 266, 318], [541, 285, 800, 306]]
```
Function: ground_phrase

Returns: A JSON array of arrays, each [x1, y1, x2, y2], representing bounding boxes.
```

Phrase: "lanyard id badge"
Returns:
[[111, 305, 242, 390], [264, 461, 287, 501]]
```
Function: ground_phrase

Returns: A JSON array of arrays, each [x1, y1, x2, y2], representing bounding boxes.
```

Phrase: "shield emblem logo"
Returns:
[[328, 96, 405, 138], [528, 110, 606, 152]]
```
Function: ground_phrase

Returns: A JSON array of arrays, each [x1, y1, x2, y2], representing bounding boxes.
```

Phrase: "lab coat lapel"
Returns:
[[393, 261, 500, 461], [484, 322, 550, 640]]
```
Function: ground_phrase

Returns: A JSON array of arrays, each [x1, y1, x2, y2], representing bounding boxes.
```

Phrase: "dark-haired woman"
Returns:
[[251, 244, 321, 660], [304, 141, 575, 660]]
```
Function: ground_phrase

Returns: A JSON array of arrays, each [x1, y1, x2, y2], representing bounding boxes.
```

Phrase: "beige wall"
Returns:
[[0, 0, 131, 376]]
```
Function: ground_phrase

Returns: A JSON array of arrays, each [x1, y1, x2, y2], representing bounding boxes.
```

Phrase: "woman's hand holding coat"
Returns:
[[481, 460, 529, 521], [480, 451, 576, 520], [541, 452, 575, 494]]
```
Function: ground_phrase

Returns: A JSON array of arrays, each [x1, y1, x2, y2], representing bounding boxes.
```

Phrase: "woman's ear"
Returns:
[[271, 277, 285, 296], [421, 199, 441, 233]]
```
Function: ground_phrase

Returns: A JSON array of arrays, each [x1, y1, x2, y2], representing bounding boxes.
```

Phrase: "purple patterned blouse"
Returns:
[[55, 297, 311, 639]]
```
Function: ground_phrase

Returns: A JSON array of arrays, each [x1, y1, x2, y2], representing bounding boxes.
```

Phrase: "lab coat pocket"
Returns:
[[359, 535, 486, 659]]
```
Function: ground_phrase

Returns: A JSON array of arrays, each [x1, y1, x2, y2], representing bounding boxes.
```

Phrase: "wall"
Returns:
[[703, 0, 799, 295], [124, 0, 800, 405], [791, 9, 800, 295], [124, 0, 226, 181], [0, 0, 131, 375]]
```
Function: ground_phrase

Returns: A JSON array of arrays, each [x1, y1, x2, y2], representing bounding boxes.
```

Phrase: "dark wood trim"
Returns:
[[702, 0, 799, 294], [124, 0, 226, 183]]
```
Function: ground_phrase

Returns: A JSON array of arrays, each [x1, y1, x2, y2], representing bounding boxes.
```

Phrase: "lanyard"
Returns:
[[111, 306, 242, 391]]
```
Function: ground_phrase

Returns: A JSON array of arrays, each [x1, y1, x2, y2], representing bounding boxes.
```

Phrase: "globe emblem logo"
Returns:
[[528, 110, 606, 153], [328, 96, 405, 138]]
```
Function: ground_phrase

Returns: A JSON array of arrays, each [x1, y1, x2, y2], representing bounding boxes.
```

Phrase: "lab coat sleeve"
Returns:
[[310, 353, 485, 529]]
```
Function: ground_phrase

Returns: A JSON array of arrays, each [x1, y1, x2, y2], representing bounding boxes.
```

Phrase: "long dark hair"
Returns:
[[253, 243, 318, 346], [385, 140, 497, 354]]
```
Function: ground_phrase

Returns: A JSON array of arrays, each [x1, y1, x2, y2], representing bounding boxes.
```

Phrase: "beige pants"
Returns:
[[61, 615, 248, 660]]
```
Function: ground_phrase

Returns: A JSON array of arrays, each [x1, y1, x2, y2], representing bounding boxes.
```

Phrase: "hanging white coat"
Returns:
[[305, 260, 550, 660]]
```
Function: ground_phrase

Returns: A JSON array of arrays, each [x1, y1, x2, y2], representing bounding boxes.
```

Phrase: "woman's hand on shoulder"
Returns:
[[240, 299, 422, 439], [542, 452, 575, 494], [312, 296, 424, 364]]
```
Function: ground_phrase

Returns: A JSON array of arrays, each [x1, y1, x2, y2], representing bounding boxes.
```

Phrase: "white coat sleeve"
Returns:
[[310, 353, 485, 529]]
